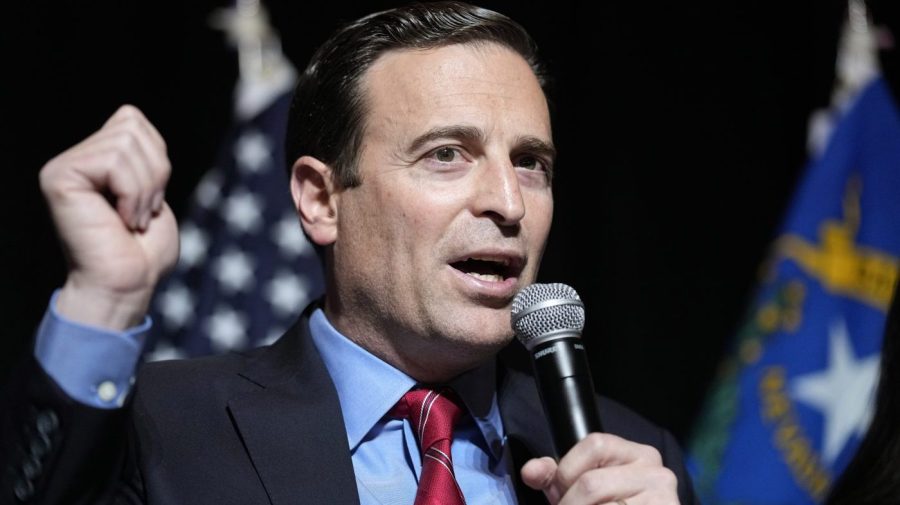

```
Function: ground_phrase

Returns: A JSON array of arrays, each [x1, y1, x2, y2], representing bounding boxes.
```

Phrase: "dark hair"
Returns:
[[284, 1, 548, 187], [825, 281, 900, 504]]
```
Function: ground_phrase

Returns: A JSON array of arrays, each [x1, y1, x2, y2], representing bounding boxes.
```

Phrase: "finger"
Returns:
[[103, 104, 167, 152], [119, 130, 172, 222], [556, 433, 662, 490], [54, 147, 148, 230], [137, 202, 180, 276], [521, 457, 563, 504], [95, 112, 170, 213], [521, 457, 556, 491], [557, 465, 676, 505], [102, 105, 169, 168], [91, 139, 155, 229], [94, 133, 156, 228], [100, 150, 146, 230], [74, 124, 170, 227], [131, 129, 169, 216]]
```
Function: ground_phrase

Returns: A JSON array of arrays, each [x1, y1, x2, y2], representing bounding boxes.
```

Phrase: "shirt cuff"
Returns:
[[34, 290, 152, 409]]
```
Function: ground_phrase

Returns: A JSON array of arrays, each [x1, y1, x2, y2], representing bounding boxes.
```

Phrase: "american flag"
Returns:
[[145, 88, 324, 360]]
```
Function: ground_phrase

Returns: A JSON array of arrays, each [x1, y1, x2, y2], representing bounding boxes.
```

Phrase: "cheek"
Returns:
[[387, 188, 454, 239], [365, 191, 432, 266], [526, 195, 554, 238]]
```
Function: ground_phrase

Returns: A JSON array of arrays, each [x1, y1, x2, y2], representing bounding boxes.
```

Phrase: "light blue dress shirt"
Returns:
[[308, 309, 517, 505], [34, 295, 518, 504], [35, 291, 150, 409]]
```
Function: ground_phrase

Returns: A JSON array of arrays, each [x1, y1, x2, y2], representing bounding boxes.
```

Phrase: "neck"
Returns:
[[323, 301, 501, 384]]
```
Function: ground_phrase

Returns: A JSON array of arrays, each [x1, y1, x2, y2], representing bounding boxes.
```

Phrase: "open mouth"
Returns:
[[449, 256, 523, 282]]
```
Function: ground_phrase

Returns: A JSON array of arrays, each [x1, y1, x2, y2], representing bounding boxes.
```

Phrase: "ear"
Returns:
[[290, 155, 339, 246]]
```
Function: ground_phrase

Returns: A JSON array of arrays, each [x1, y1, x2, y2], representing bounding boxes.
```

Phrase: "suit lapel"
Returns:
[[227, 312, 360, 505], [223, 313, 555, 505]]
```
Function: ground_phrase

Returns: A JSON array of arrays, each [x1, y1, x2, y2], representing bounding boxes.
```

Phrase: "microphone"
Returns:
[[511, 283, 603, 456]]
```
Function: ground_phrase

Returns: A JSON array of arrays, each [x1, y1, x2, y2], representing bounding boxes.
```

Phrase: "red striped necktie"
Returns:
[[392, 387, 467, 505]]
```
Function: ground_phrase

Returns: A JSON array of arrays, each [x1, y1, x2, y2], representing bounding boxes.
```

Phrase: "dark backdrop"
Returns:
[[2, 0, 867, 442]]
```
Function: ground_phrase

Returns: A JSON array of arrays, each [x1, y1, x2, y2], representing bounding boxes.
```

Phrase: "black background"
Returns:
[[5, 0, 895, 443]]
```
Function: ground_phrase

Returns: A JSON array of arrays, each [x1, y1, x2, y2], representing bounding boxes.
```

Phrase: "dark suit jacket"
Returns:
[[2, 308, 698, 505]]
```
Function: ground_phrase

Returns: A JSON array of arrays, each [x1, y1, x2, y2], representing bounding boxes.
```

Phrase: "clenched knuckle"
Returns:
[[117, 130, 140, 152], [585, 432, 606, 453], [556, 465, 577, 488], [109, 149, 129, 170], [648, 466, 678, 496], [638, 444, 662, 465], [157, 159, 172, 179], [38, 163, 62, 194], [648, 486, 679, 505], [117, 104, 142, 119], [653, 467, 677, 490], [575, 472, 604, 498]]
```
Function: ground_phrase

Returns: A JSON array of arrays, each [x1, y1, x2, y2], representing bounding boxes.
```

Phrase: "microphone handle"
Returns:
[[530, 336, 603, 456]]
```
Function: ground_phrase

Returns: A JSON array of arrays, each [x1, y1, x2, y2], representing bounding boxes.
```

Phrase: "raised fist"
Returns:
[[40, 105, 179, 330]]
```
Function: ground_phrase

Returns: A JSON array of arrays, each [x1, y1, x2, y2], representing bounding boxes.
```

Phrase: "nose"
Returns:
[[471, 158, 526, 226]]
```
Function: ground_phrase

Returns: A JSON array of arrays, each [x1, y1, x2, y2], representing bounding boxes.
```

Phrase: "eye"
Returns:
[[432, 146, 461, 163], [515, 154, 547, 172]]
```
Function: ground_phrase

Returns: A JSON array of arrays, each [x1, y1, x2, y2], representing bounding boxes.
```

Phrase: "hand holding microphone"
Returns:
[[514, 283, 680, 505]]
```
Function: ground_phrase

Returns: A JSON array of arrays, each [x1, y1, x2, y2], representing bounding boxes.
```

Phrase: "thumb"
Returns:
[[521, 457, 562, 504]]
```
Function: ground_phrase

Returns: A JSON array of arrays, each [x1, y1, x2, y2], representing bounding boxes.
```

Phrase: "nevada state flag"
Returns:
[[688, 77, 900, 504]]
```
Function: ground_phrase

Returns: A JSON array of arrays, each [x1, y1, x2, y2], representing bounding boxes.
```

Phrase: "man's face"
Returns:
[[328, 42, 554, 380]]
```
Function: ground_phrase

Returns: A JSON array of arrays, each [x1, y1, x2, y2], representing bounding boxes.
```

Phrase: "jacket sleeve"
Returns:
[[1, 355, 144, 505]]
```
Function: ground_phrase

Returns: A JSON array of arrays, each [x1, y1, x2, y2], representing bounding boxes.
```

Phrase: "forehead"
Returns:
[[359, 42, 552, 144]]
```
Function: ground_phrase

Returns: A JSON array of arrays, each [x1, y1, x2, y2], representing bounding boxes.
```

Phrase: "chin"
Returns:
[[444, 313, 515, 353]]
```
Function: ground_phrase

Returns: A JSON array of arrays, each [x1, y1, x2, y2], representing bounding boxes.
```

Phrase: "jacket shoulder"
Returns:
[[132, 346, 267, 415]]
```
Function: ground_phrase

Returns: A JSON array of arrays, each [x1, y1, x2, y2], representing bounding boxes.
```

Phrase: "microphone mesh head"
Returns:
[[511, 283, 585, 350]]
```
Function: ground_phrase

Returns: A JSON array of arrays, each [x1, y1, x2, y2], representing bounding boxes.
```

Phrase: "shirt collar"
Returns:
[[308, 308, 505, 459], [449, 357, 506, 460]]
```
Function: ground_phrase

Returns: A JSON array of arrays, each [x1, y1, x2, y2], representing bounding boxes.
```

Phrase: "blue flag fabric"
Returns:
[[688, 77, 900, 504], [146, 90, 324, 359]]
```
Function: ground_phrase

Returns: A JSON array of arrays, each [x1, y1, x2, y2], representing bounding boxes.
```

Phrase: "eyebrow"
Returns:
[[406, 125, 557, 162], [406, 125, 487, 154], [513, 135, 557, 163]]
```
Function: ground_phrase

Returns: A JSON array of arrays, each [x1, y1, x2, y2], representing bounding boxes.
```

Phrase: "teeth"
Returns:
[[466, 272, 503, 282]]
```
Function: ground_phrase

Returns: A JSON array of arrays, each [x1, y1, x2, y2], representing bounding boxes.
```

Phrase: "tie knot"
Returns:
[[392, 387, 464, 448]]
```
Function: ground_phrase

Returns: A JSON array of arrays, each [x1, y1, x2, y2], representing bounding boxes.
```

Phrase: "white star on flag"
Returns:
[[145, 341, 187, 362], [234, 129, 272, 173], [262, 328, 283, 347], [195, 169, 224, 210], [206, 306, 248, 351], [178, 223, 209, 269], [214, 248, 255, 293], [790, 318, 881, 464], [157, 282, 195, 329], [272, 212, 312, 257], [222, 189, 264, 233], [265, 271, 310, 316]]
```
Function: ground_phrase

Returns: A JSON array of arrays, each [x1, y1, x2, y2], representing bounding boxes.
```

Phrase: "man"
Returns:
[[2, 3, 696, 504]]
